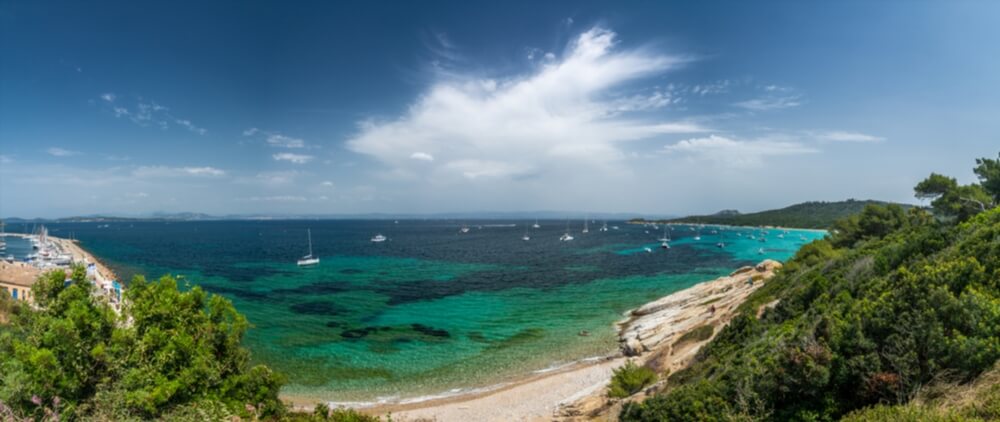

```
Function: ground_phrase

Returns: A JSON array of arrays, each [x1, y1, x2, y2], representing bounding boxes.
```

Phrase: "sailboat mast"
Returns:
[[307, 229, 313, 256]]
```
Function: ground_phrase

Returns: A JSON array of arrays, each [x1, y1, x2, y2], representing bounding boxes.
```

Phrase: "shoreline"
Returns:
[[299, 259, 784, 421]]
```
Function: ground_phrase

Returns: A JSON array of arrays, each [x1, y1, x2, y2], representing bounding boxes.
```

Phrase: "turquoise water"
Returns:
[[6, 221, 823, 401]]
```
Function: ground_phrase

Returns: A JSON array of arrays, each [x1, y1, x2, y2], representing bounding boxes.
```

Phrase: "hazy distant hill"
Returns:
[[633, 199, 911, 229]]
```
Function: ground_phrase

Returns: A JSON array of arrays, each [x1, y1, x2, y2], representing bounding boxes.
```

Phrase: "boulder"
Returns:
[[622, 338, 645, 356]]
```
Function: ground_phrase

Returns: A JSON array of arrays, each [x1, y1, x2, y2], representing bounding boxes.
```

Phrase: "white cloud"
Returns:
[[814, 131, 885, 143], [320, 180, 335, 187], [734, 96, 802, 111], [347, 27, 704, 185], [266, 134, 306, 148], [99, 94, 204, 135], [272, 152, 313, 164], [242, 128, 308, 148], [0, 154, 12, 164], [663, 134, 818, 167], [132, 166, 226, 178], [46, 147, 81, 157], [175, 119, 207, 135], [410, 152, 435, 161]]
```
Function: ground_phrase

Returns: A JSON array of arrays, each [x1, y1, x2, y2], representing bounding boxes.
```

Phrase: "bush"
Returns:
[[608, 360, 658, 398], [621, 381, 731, 421]]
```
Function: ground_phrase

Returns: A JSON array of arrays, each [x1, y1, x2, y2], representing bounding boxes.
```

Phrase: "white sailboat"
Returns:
[[560, 220, 574, 241], [522, 230, 531, 241], [599, 221, 608, 232], [582, 218, 589, 234], [371, 234, 387, 243], [460, 224, 470, 233], [297, 229, 320, 266], [532, 219, 541, 229]]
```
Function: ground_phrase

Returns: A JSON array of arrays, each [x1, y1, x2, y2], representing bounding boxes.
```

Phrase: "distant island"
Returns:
[[629, 199, 912, 229]]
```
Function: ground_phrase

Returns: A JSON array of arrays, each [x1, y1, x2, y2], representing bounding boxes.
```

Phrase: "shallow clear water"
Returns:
[[5, 221, 823, 401]]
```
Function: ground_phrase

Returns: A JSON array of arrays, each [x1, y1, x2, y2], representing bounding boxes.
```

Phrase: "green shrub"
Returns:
[[609, 360, 658, 398], [620, 381, 731, 421]]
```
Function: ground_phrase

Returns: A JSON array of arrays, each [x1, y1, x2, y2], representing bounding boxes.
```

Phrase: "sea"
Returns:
[[2, 220, 824, 403]]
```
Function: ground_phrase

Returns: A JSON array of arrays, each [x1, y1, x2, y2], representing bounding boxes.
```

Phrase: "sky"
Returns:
[[1, 1, 999, 218]]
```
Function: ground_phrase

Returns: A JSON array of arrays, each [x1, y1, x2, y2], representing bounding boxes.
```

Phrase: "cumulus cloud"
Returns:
[[132, 166, 226, 178], [347, 27, 705, 185], [272, 152, 313, 164], [46, 147, 81, 157], [100, 93, 116, 102], [814, 131, 885, 143], [663, 134, 818, 167]]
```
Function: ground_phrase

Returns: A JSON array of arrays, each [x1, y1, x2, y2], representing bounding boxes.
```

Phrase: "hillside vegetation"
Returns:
[[643, 199, 907, 229], [620, 152, 1000, 421]]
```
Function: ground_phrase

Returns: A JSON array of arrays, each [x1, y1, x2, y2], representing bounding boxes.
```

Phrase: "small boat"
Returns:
[[661, 241, 670, 249], [611, 225, 619, 230], [460, 226, 470, 233], [716, 242, 725, 248], [643, 247, 652, 253], [693, 234, 701, 241], [532, 220, 541, 229], [758, 248, 765, 255], [582, 218, 589, 234], [371, 234, 387, 243], [599, 221, 608, 232], [560, 233, 574, 242], [297, 229, 320, 266]]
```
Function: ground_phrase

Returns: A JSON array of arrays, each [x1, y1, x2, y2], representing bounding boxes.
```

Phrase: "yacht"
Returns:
[[297, 229, 320, 266], [582, 218, 589, 234], [371, 234, 387, 243], [522, 233, 531, 241], [460, 224, 470, 233], [532, 220, 541, 229], [661, 241, 670, 249], [599, 221, 608, 232], [560, 232, 574, 242]]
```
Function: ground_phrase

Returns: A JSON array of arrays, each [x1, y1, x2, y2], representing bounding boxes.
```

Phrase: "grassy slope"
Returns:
[[620, 205, 1000, 421]]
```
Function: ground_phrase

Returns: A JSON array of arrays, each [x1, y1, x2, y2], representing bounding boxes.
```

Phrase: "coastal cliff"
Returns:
[[555, 260, 783, 420]]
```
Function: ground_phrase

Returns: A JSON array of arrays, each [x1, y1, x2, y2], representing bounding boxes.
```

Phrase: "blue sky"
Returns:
[[1, 1, 998, 218]]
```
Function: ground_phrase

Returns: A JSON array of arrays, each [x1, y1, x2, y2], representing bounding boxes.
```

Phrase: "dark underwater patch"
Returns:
[[289, 301, 346, 316], [340, 268, 364, 275], [411, 323, 450, 338]]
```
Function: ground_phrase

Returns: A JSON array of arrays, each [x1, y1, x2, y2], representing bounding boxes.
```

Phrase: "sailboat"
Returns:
[[370, 233, 387, 243], [659, 226, 671, 249], [599, 221, 608, 232], [460, 223, 470, 233], [532, 219, 541, 229], [582, 218, 589, 234], [559, 220, 574, 242], [522, 229, 531, 241], [297, 229, 320, 266]]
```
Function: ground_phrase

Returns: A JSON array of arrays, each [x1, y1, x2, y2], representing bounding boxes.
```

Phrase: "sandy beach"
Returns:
[[309, 259, 785, 422]]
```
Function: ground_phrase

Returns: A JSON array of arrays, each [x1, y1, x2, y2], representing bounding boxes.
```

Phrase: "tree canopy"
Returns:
[[0, 271, 285, 420]]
